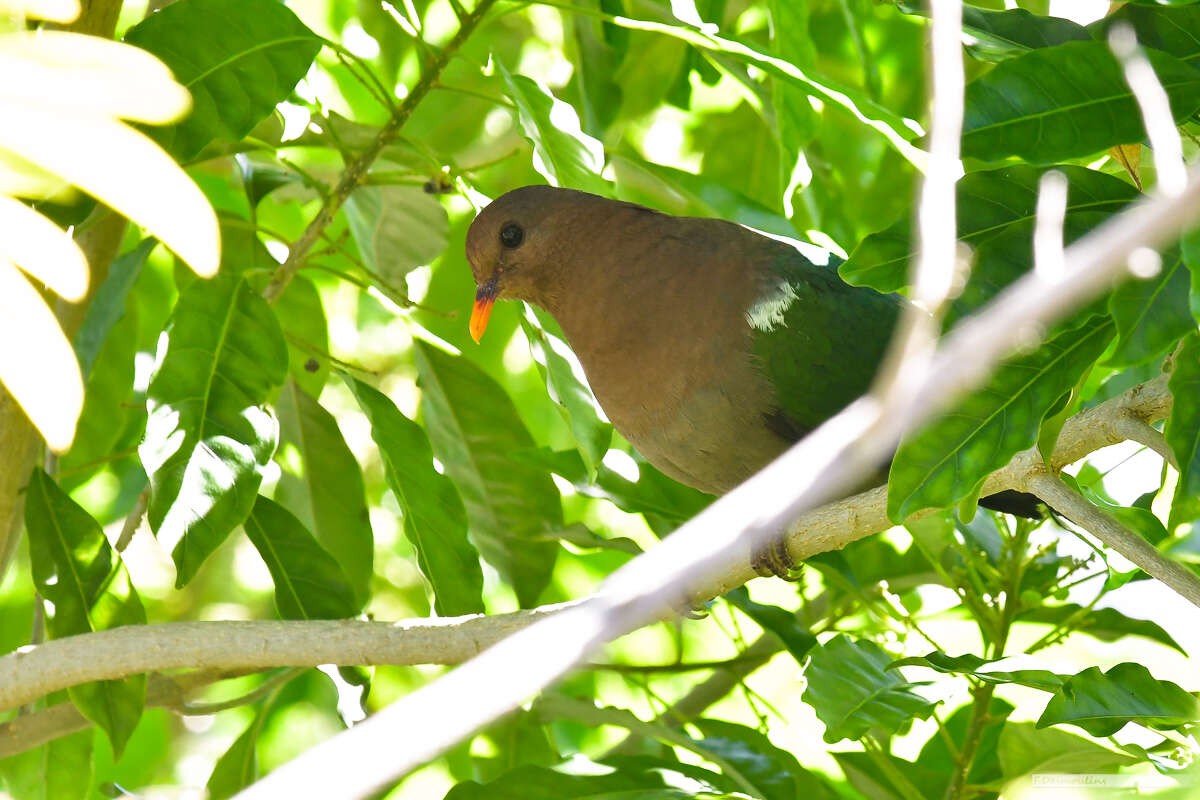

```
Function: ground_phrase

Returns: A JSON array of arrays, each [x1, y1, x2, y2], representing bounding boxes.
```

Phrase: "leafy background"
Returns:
[[0, 0, 1199, 798]]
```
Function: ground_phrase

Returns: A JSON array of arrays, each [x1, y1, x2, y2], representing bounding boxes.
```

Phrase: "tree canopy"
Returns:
[[0, 0, 1198, 798]]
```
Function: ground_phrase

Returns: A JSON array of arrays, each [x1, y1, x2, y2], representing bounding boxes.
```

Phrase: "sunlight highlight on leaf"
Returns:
[[0, 0, 79, 22], [0, 106, 218, 277], [0, 194, 87, 301], [0, 261, 82, 451]]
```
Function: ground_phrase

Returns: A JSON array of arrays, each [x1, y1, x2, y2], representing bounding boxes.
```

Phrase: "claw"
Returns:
[[751, 535, 800, 580]]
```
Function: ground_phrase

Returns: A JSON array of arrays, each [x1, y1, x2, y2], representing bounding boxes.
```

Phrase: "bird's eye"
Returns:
[[499, 223, 524, 249]]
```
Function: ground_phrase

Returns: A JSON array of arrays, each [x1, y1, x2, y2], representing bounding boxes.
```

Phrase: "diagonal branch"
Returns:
[[260, 0, 499, 304], [1024, 470, 1200, 608]]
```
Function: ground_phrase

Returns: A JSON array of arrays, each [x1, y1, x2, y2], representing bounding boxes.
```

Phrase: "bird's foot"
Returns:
[[751, 535, 801, 581]]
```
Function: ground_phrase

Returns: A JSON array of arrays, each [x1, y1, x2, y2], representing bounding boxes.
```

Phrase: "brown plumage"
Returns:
[[464, 186, 1042, 567]]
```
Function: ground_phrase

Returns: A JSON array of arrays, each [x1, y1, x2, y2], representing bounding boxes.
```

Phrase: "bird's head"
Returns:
[[464, 185, 601, 342]]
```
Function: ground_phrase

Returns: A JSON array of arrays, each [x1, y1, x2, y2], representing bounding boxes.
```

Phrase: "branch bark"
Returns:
[[0, 373, 1173, 741]]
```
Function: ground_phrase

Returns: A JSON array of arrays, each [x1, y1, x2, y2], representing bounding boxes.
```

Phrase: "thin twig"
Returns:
[[1109, 413, 1178, 469], [261, 0, 499, 305], [1024, 471, 1200, 609]]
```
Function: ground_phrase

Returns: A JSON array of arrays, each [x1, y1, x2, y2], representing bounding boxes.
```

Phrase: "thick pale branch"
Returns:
[[0, 375, 1173, 733], [0, 606, 572, 713]]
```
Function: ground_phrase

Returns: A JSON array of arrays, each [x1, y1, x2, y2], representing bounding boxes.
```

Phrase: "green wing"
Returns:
[[750, 248, 903, 435]]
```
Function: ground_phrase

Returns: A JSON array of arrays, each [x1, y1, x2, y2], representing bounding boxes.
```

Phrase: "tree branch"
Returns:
[[0, 372, 1174, 755], [0, 606, 573, 713], [260, 0, 498, 304], [1024, 470, 1200, 608], [234, 145, 1200, 796]]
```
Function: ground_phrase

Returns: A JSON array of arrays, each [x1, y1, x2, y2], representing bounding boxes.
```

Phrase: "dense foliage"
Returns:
[[0, 0, 1198, 797]]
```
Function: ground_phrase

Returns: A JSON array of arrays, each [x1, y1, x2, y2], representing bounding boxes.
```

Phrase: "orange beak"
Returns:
[[470, 276, 500, 343]]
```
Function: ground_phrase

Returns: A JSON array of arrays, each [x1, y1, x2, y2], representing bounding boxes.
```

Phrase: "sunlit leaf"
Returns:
[[123, 0, 322, 161], [1166, 333, 1200, 531], [0, 31, 190, 123], [0, 261, 82, 451], [140, 272, 287, 586], [804, 635, 937, 743], [413, 341, 559, 608], [1037, 662, 1200, 737], [0, 0, 79, 22], [245, 495, 361, 619], [275, 381, 374, 607], [0, 194, 86, 301], [0, 105, 218, 276], [498, 60, 609, 195], [888, 318, 1115, 521], [24, 469, 146, 758], [517, 304, 611, 476], [344, 183, 449, 283], [962, 42, 1200, 163], [348, 377, 484, 616]]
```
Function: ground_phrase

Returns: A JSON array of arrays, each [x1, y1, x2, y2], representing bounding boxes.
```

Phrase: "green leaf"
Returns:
[[348, 377, 484, 616], [517, 304, 611, 476], [695, 718, 823, 800], [139, 272, 287, 587], [724, 587, 817, 663], [0, 724, 94, 800], [509, 447, 710, 525], [443, 761, 733, 799], [123, 0, 322, 160], [1184, 228, 1200, 324], [1166, 332, 1200, 531], [916, 698, 1014, 789], [344, 183, 449, 283], [1108, 250, 1194, 366], [497, 60, 609, 195], [803, 635, 937, 743], [1016, 604, 1185, 654], [832, 751, 946, 800], [962, 42, 1200, 163], [244, 496, 360, 619], [73, 238, 154, 380], [998, 722, 1138, 779], [205, 716, 260, 800], [60, 301, 141, 482], [1037, 662, 1200, 737], [841, 165, 1139, 293], [768, 0, 818, 207], [898, 2, 1091, 62], [24, 469, 146, 759], [888, 318, 1116, 521], [1090, 5, 1200, 71], [891, 651, 1066, 692], [610, 153, 798, 239], [271, 273, 331, 397], [413, 342, 560, 608], [599, 12, 922, 166], [946, 211, 1115, 331], [275, 380, 373, 607]]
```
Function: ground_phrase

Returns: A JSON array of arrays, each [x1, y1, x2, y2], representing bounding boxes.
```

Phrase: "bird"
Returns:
[[464, 185, 1038, 576]]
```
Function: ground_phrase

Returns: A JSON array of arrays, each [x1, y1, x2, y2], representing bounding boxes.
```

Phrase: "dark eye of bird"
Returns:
[[499, 223, 524, 249]]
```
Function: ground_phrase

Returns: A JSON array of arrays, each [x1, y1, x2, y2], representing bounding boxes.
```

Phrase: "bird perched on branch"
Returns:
[[465, 185, 1037, 576]]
